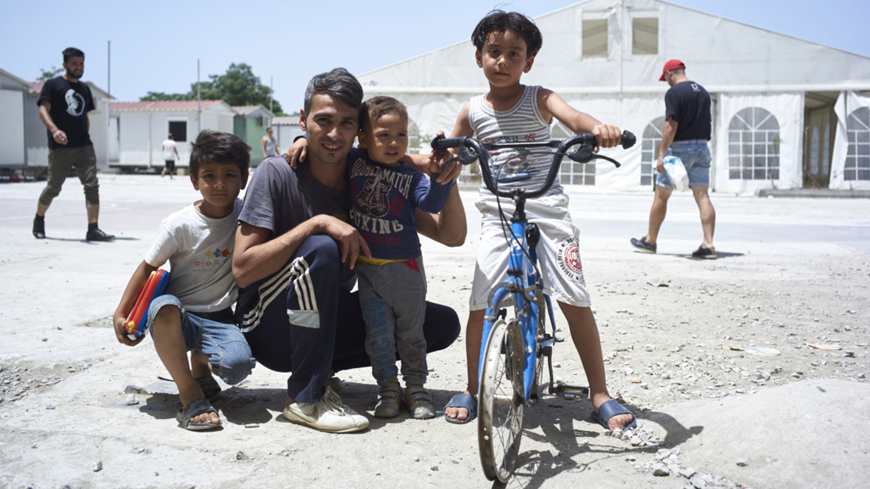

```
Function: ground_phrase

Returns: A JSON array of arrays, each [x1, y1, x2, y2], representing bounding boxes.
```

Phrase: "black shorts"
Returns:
[[164, 160, 176, 171]]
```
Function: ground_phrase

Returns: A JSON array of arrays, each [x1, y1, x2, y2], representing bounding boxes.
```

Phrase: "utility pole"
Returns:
[[270, 76, 273, 114], [107, 40, 111, 126], [197, 59, 201, 135]]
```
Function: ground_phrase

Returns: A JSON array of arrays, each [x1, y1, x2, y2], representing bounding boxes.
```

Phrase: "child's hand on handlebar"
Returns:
[[428, 131, 462, 184], [591, 124, 622, 150]]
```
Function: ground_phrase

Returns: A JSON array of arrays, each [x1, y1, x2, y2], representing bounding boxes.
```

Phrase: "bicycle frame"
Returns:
[[478, 209, 541, 403], [433, 132, 636, 402], [431, 130, 635, 482]]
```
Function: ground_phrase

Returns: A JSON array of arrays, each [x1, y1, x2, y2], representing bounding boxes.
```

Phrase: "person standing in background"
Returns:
[[162, 133, 180, 179], [631, 59, 716, 258], [261, 127, 279, 160], [34, 47, 114, 242]]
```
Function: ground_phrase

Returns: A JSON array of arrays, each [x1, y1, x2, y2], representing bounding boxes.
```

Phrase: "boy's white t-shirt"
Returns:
[[144, 199, 242, 313]]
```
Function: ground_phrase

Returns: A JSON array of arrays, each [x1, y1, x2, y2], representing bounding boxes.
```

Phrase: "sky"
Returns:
[[2, 0, 868, 114]]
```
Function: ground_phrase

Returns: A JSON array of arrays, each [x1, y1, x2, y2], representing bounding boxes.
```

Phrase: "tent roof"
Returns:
[[359, 0, 870, 94]]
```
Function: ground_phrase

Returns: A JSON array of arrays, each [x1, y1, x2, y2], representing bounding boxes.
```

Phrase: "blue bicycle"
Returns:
[[432, 131, 635, 482]]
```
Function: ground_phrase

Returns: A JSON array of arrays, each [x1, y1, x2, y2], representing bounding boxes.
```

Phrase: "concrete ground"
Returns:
[[0, 174, 868, 488]]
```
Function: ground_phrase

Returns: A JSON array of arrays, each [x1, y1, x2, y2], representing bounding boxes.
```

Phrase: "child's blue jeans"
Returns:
[[146, 295, 255, 385]]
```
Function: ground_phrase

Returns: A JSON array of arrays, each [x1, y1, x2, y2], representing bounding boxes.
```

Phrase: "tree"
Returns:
[[37, 66, 64, 81], [138, 63, 284, 115], [140, 91, 193, 101], [194, 63, 283, 115]]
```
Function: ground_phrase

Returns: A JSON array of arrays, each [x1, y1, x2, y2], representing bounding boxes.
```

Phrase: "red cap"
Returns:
[[659, 59, 686, 81]]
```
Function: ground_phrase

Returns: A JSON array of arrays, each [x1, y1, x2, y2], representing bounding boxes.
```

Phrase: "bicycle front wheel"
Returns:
[[478, 318, 525, 482]]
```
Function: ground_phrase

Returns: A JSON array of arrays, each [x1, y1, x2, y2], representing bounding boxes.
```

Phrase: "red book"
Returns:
[[125, 269, 170, 338]]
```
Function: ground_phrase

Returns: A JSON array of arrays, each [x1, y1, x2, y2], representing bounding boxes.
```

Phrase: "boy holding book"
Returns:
[[112, 130, 256, 430]]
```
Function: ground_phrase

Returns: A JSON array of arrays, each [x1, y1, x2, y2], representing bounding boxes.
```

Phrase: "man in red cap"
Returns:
[[631, 59, 717, 258]]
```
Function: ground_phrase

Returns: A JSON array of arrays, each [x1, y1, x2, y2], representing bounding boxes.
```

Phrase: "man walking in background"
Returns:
[[33, 47, 114, 242], [631, 59, 716, 258], [162, 133, 179, 178]]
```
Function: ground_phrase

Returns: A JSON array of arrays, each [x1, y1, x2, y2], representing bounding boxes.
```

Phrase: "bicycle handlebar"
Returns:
[[431, 131, 636, 199]]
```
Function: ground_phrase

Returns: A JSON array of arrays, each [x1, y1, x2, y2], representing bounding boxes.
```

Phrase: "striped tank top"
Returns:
[[468, 85, 563, 197]]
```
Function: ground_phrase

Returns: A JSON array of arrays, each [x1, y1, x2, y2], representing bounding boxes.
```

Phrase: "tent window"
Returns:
[[554, 122, 596, 185], [810, 127, 820, 174], [582, 19, 608, 58], [632, 18, 658, 55], [823, 122, 830, 175], [845, 106, 870, 181], [641, 116, 665, 186], [168, 121, 187, 142], [407, 119, 421, 152], [561, 160, 596, 185], [728, 107, 780, 180]]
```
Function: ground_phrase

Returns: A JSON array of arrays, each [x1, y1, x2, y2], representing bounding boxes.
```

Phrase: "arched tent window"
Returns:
[[553, 121, 595, 185], [640, 116, 665, 186], [407, 119, 421, 152], [845, 106, 870, 181], [728, 107, 780, 180]]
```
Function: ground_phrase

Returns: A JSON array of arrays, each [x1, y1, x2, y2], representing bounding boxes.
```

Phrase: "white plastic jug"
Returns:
[[663, 155, 689, 190]]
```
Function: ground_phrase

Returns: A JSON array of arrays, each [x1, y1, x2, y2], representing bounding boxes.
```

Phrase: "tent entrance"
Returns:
[[803, 91, 838, 188]]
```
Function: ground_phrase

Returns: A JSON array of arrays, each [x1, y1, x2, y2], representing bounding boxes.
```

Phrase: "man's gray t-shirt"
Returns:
[[238, 154, 355, 287]]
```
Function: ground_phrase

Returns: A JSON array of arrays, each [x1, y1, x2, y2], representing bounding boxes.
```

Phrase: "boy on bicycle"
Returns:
[[440, 10, 636, 432]]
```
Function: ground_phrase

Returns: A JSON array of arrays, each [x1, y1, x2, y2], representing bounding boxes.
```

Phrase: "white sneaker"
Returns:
[[283, 386, 369, 433]]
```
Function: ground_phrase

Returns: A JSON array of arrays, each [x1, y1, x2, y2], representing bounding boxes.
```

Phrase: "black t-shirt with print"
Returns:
[[37, 77, 95, 149], [665, 81, 711, 141]]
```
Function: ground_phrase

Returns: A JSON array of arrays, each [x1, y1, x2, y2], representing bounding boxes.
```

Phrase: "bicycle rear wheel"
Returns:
[[478, 318, 525, 482]]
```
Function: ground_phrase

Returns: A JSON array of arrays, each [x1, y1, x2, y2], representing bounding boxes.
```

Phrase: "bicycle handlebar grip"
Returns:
[[621, 130, 636, 149], [431, 135, 464, 152]]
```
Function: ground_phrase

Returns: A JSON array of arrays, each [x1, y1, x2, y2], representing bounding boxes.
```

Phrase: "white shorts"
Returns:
[[469, 193, 591, 311]]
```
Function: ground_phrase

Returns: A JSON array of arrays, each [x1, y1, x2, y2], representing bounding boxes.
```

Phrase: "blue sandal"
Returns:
[[591, 400, 637, 431], [444, 393, 477, 424]]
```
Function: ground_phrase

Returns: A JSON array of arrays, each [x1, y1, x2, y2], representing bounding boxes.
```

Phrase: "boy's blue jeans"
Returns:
[[146, 295, 255, 385]]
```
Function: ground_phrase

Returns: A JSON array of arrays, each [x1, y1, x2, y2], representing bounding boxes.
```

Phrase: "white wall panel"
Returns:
[[0, 90, 25, 165]]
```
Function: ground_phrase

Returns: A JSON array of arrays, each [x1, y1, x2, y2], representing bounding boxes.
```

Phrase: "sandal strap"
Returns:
[[177, 398, 219, 429]]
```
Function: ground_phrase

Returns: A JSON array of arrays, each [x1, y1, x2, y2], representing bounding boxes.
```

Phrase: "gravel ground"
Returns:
[[0, 174, 868, 488]]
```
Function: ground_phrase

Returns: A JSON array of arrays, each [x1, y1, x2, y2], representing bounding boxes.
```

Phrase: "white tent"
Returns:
[[358, 0, 870, 192]]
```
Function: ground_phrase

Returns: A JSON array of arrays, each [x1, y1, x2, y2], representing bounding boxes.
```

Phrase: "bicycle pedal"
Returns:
[[551, 383, 589, 400]]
